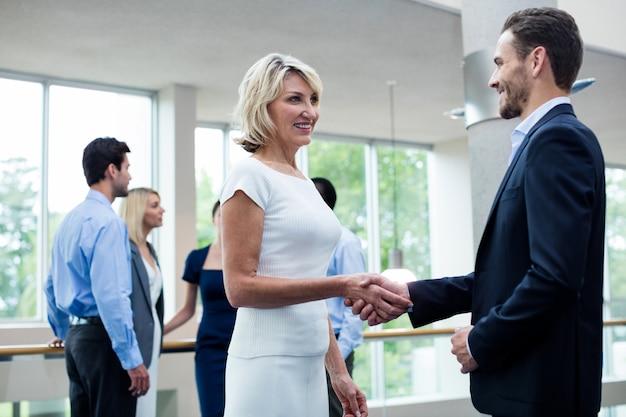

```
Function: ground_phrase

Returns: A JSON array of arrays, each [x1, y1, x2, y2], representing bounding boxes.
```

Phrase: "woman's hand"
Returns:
[[344, 273, 412, 325], [330, 372, 368, 417]]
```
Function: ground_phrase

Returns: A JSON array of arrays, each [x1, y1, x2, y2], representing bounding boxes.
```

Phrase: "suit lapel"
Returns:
[[131, 242, 152, 306], [477, 103, 576, 255]]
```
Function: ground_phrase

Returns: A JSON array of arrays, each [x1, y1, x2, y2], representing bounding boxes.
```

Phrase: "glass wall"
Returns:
[[194, 126, 249, 246], [605, 166, 626, 381], [0, 78, 43, 321], [606, 167, 626, 319], [307, 139, 369, 261], [194, 127, 224, 247], [0, 74, 154, 323]]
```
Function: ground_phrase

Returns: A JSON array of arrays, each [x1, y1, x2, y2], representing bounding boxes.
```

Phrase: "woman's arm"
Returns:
[[221, 190, 412, 316], [325, 318, 368, 417], [163, 282, 198, 335]]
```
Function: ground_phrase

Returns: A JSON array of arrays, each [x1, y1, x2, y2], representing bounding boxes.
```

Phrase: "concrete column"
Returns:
[[460, 0, 556, 248], [156, 84, 201, 417], [156, 84, 198, 323]]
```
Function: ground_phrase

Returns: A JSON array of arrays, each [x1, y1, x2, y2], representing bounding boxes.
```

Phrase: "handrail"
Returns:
[[2, 319, 625, 358], [367, 317, 626, 338]]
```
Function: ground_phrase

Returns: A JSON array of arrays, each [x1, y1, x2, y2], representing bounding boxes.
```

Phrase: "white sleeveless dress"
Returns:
[[221, 158, 341, 417]]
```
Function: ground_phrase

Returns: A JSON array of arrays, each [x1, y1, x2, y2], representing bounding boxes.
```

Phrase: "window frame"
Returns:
[[0, 71, 156, 325]]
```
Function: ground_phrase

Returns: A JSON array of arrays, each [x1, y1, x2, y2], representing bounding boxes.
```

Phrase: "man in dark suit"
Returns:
[[352, 7, 605, 417]]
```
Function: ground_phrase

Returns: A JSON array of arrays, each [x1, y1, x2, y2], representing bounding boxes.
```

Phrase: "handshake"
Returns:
[[344, 274, 478, 373], [344, 274, 413, 326]]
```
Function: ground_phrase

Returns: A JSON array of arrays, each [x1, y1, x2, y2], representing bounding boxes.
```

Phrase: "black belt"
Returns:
[[70, 316, 103, 326]]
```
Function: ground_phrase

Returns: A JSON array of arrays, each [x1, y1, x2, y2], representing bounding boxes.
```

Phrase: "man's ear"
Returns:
[[104, 162, 117, 179], [530, 46, 548, 78]]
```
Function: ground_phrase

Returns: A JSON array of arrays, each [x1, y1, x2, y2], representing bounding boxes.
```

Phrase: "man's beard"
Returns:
[[113, 182, 129, 198], [500, 67, 529, 120]]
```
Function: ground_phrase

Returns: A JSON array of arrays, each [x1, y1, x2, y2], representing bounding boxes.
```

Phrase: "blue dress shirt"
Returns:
[[45, 189, 143, 370], [326, 226, 366, 359]]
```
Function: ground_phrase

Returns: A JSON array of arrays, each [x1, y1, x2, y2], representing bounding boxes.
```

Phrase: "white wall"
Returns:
[[429, 137, 475, 279]]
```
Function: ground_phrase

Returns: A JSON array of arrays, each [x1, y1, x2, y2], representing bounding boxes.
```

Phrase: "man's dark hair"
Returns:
[[212, 200, 221, 217], [82, 137, 131, 186], [503, 7, 583, 91], [312, 177, 337, 210]]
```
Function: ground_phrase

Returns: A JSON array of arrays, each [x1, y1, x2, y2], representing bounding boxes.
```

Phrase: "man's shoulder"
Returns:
[[534, 103, 580, 130], [57, 199, 121, 238], [334, 226, 366, 266], [534, 109, 597, 145], [339, 226, 361, 243]]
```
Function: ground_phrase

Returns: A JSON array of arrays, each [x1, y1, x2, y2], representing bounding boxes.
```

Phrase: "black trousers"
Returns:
[[326, 350, 355, 417], [65, 323, 136, 417]]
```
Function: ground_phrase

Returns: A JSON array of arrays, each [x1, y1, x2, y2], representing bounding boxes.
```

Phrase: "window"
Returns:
[[0, 78, 43, 320], [307, 139, 368, 261], [48, 85, 153, 215], [0, 74, 154, 323], [604, 166, 626, 380], [377, 144, 431, 281], [606, 166, 626, 320], [194, 127, 257, 246], [306, 136, 432, 400], [194, 127, 225, 247]]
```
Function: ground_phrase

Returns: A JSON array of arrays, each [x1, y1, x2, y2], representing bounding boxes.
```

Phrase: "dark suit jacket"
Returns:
[[129, 241, 164, 369], [408, 104, 605, 417]]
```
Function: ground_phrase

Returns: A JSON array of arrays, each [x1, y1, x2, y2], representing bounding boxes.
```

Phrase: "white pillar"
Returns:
[[461, 0, 556, 248], [156, 84, 197, 322], [156, 84, 200, 417]]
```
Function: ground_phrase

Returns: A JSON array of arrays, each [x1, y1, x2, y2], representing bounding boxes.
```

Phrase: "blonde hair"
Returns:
[[118, 187, 159, 244], [232, 53, 323, 153]]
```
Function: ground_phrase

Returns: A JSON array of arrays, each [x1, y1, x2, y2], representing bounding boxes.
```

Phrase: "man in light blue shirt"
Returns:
[[45, 137, 149, 417], [312, 177, 365, 417]]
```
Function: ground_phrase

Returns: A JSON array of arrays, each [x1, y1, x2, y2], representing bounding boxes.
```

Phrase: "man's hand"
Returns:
[[451, 325, 479, 373], [47, 337, 64, 348], [127, 363, 150, 397], [345, 275, 411, 325]]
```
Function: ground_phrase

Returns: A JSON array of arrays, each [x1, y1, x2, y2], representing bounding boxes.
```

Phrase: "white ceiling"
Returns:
[[0, 0, 624, 151]]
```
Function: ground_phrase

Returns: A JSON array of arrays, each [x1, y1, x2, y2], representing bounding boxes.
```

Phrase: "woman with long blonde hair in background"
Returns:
[[119, 187, 165, 417]]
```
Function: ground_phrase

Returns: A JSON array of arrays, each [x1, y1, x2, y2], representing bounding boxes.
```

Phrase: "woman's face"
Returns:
[[143, 192, 164, 230], [267, 72, 319, 151]]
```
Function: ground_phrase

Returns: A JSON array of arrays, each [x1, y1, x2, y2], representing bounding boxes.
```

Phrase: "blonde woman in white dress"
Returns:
[[220, 53, 413, 417]]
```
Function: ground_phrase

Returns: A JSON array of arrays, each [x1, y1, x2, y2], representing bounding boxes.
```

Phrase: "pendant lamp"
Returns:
[[381, 81, 417, 283]]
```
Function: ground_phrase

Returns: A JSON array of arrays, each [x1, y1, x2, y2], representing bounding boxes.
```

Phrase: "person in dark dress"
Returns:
[[164, 201, 236, 417]]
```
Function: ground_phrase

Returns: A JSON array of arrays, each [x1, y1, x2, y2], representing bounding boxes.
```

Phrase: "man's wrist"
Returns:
[[466, 338, 473, 359], [405, 283, 413, 313]]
